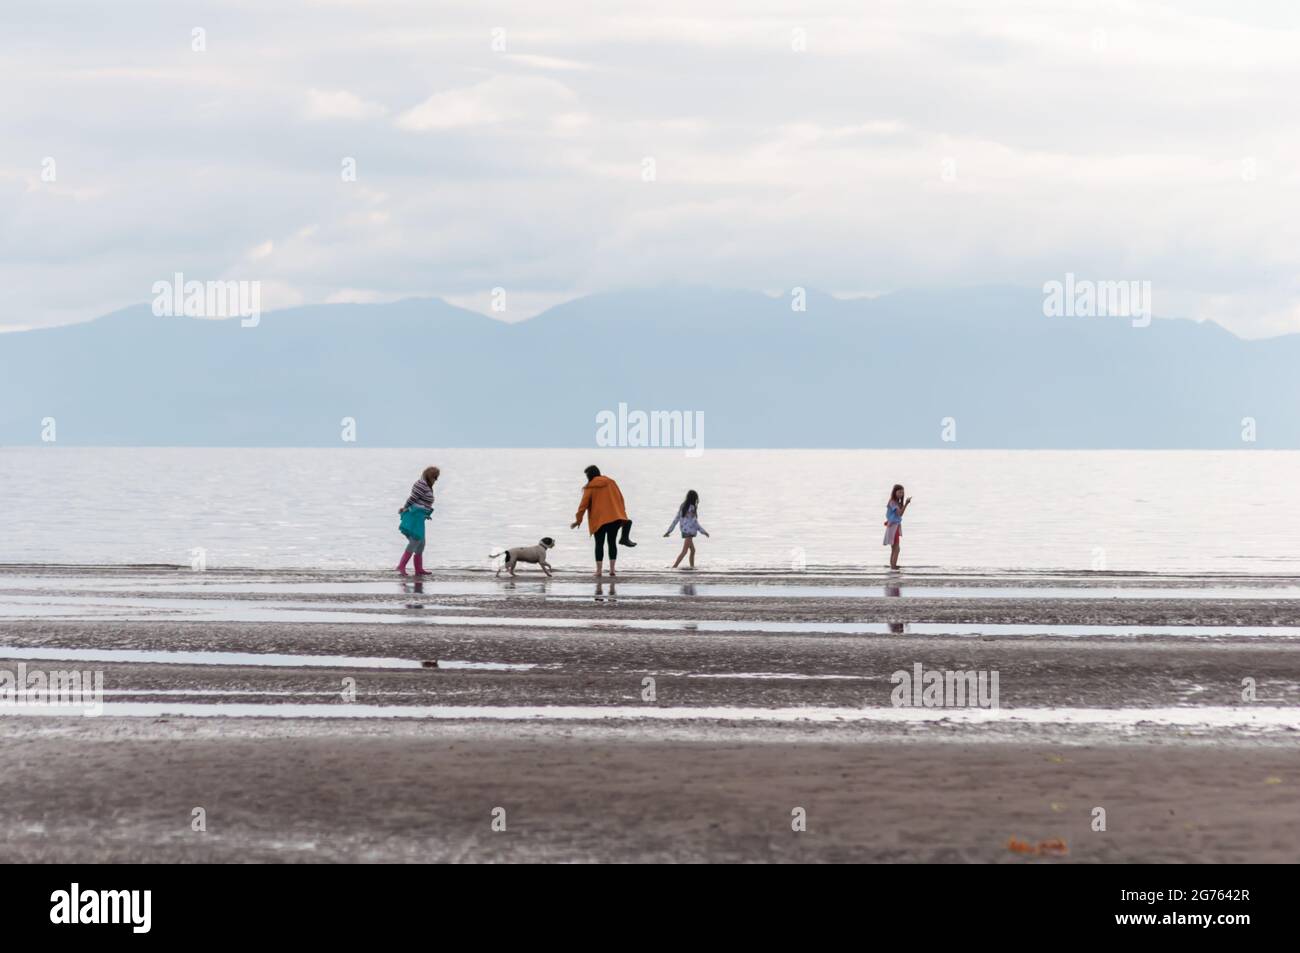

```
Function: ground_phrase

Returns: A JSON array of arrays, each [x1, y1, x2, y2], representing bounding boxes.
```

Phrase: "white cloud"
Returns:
[[304, 89, 388, 120], [324, 288, 406, 305], [396, 75, 576, 131], [6, 0, 1300, 338], [504, 53, 593, 71]]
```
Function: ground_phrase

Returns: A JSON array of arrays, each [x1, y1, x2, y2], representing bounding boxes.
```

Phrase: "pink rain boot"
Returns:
[[396, 550, 412, 575], [413, 554, 431, 576]]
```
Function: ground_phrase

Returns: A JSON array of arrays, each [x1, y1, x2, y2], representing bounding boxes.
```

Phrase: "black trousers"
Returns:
[[594, 521, 620, 562]]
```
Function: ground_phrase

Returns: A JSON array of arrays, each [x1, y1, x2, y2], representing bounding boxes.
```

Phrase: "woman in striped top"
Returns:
[[396, 466, 440, 575]]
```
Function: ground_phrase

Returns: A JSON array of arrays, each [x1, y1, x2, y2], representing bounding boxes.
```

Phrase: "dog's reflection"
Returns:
[[501, 578, 552, 596]]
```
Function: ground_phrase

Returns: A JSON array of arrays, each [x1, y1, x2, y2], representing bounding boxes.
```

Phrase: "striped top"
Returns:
[[402, 479, 434, 512]]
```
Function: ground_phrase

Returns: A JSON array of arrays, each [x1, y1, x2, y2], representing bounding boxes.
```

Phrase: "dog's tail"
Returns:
[[488, 550, 506, 559]]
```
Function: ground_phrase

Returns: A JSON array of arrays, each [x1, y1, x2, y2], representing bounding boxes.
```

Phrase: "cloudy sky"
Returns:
[[4, 0, 1300, 336]]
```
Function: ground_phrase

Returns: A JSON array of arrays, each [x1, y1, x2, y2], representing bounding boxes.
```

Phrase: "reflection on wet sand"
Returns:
[[886, 584, 903, 630]]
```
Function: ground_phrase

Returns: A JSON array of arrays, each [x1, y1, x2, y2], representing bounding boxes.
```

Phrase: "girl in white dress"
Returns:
[[884, 483, 912, 570]]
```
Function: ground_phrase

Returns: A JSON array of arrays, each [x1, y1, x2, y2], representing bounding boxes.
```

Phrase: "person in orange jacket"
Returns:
[[570, 465, 637, 577]]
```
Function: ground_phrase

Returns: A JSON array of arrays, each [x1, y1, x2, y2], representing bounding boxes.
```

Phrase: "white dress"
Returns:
[[883, 502, 902, 546]]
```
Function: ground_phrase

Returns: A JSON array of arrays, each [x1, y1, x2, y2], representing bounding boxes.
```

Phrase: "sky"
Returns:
[[3, 0, 1300, 336]]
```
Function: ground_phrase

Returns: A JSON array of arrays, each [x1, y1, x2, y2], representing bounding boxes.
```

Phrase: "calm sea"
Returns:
[[1, 448, 1296, 575]]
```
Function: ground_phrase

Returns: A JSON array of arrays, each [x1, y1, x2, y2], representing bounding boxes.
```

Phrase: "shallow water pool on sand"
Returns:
[[4, 701, 1297, 730], [4, 593, 1300, 638], [0, 644, 534, 671], [9, 572, 1300, 601]]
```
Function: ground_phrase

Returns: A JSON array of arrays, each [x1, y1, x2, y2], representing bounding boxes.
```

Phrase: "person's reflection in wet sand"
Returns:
[[680, 584, 698, 597], [595, 580, 617, 602], [402, 579, 425, 608], [885, 583, 904, 631]]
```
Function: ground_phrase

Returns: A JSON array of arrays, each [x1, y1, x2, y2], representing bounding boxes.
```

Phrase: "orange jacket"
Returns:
[[575, 475, 629, 534]]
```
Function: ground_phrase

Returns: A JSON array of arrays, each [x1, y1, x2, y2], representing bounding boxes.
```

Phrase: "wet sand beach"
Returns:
[[1, 565, 1298, 862]]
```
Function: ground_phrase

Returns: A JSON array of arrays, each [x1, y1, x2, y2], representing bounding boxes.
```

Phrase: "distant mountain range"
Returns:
[[1, 286, 1295, 448]]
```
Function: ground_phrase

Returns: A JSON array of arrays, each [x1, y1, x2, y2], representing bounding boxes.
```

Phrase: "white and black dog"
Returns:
[[491, 538, 556, 577]]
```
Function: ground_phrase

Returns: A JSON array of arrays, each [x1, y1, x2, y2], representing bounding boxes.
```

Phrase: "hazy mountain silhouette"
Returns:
[[1, 286, 1293, 448]]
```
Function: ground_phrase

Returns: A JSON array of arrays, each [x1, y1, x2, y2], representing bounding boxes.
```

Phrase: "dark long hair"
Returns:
[[679, 489, 699, 516], [584, 465, 601, 482], [889, 484, 904, 506]]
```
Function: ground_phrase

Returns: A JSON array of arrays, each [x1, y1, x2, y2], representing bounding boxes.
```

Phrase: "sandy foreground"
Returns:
[[1, 564, 1298, 863]]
